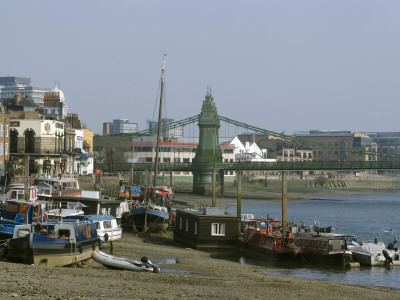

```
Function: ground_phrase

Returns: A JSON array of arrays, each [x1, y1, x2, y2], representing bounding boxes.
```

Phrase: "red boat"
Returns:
[[241, 219, 298, 260], [294, 231, 353, 265]]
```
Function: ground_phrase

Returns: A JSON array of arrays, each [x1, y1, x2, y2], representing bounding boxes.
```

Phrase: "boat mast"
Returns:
[[153, 54, 166, 187]]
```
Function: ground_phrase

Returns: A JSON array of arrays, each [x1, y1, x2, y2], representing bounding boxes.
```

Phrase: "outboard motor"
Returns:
[[382, 249, 393, 265], [141, 256, 160, 273]]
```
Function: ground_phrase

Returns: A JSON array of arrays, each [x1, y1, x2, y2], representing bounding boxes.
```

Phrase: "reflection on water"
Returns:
[[223, 193, 400, 290]]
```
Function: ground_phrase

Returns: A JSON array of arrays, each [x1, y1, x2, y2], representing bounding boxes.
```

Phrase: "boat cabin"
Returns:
[[7, 184, 38, 202], [173, 207, 239, 250], [66, 215, 122, 242]]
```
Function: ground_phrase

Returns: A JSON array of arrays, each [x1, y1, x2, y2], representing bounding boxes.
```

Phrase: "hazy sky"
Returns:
[[2, 1, 400, 135]]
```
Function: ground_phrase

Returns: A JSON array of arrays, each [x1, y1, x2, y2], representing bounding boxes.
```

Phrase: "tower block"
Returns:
[[192, 90, 223, 196]]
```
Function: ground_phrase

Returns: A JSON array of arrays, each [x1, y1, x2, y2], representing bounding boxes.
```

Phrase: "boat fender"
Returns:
[[104, 233, 109, 243]]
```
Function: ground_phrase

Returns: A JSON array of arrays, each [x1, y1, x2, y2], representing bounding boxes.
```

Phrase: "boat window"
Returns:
[[32, 206, 39, 218], [194, 222, 198, 235], [95, 222, 101, 229], [17, 228, 30, 237], [185, 219, 189, 231], [103, 221, 112, 229], [211, 223, 226, 236], [58, 229, 70, 238], [6, 203, 19, 212]]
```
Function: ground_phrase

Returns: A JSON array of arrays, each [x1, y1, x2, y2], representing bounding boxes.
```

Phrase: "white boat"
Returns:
[[7, 184, 38, 202], [91, 251, 160, 272], [73, 215, 122, 243], [349, 242, 400, 266], [43, 201, 85, 219]]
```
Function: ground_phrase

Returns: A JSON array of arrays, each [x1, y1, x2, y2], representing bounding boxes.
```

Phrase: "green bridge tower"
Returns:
[[192, 89, 223, 195]]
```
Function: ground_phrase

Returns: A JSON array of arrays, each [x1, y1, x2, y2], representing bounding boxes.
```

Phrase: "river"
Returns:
[[225, 193, 400, 289]]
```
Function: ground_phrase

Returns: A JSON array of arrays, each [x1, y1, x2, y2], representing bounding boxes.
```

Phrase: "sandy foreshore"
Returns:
[[1, 231, 400, 300], [1, 184, 400, 299]]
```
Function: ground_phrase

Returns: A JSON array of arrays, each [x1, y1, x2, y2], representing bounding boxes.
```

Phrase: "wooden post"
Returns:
[[144, 169, 148, 234], [24, 154, 29, 201], [212, 168, 216, 207], [282, 170, 287, 235], [237, 169, 242, 233], [219, 169, 224, 197], [129, 167, 133, 201], [110, 241, 114, 254]]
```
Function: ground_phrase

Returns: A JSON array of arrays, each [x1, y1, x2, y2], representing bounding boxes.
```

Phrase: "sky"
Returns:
[[2, 1, 400, 136]]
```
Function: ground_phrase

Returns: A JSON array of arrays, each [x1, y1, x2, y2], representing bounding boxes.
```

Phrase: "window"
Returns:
[[5, 125, 8, 137], [5, 143, 8, 155], [185, 219, 189, 231], [0, 143, 3, 155], [0, 124, 2, 136], [179, 217, 182, 229], [194, 222, 198, 235], [211, 223, 226, 236]]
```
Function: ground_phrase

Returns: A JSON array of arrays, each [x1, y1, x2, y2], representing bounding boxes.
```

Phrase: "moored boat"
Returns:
[[6, 219, 100, 266], [349, 242, 400, 266], [294, 231, 353, 265], [7, 184, 38, 202], [34, 177, 81, 198], [241, 218, 299, 260], [66, 215, 122, 243], [127, 204, 169, 232]]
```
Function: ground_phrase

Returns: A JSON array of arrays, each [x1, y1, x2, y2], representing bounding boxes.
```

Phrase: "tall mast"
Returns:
[[153, 54, 166, 187]]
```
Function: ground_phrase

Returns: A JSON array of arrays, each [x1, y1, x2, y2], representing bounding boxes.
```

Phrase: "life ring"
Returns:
[[43, 213, 49, 221]]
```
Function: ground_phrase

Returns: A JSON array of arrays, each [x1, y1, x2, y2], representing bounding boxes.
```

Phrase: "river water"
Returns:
[[225, 193, 400, 289]]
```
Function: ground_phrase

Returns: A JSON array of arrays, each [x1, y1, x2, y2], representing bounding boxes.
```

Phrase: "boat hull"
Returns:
[[349, 243, 400, 266], [242, 230, 298, 260], [128, 207, 169, 231], [7, 234, 100, 267]]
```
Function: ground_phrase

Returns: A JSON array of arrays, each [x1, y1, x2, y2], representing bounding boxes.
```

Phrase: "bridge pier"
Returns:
[[192, 90, 223, 197]]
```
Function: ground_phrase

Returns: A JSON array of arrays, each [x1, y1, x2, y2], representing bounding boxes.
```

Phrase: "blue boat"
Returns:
[[5, 219, 100, 266], [126, 204, 170, 232], [0, 200, 44, 241]]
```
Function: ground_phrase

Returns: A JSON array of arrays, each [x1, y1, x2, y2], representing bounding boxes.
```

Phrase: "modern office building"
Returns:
[[0, 76, 53, 107], [103, 119, 138, 135], [147, 118, 183, 138], [365, 132, 400, 161]]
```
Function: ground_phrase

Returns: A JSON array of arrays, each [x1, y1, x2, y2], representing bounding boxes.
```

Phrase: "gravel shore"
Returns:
[[1, 183, 400, 299]]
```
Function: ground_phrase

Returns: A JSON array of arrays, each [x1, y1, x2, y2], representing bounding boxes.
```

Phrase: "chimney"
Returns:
[[14, 92, 21, 105]]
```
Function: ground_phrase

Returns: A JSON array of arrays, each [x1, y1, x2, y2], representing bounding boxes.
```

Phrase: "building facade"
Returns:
[[0, 107, 10, 178], [294, 130, 377, 162]]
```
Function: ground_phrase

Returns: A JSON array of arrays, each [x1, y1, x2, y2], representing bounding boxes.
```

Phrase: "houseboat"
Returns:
[[173, 207, 239, 250], [6, 219, 100, 266], [294, 231, 353, 265], [241, 219, 299, 260]]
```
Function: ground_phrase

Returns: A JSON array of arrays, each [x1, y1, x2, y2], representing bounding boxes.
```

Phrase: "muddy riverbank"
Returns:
[[1, 231, 400, 300], [1, 178, 398, 299]]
